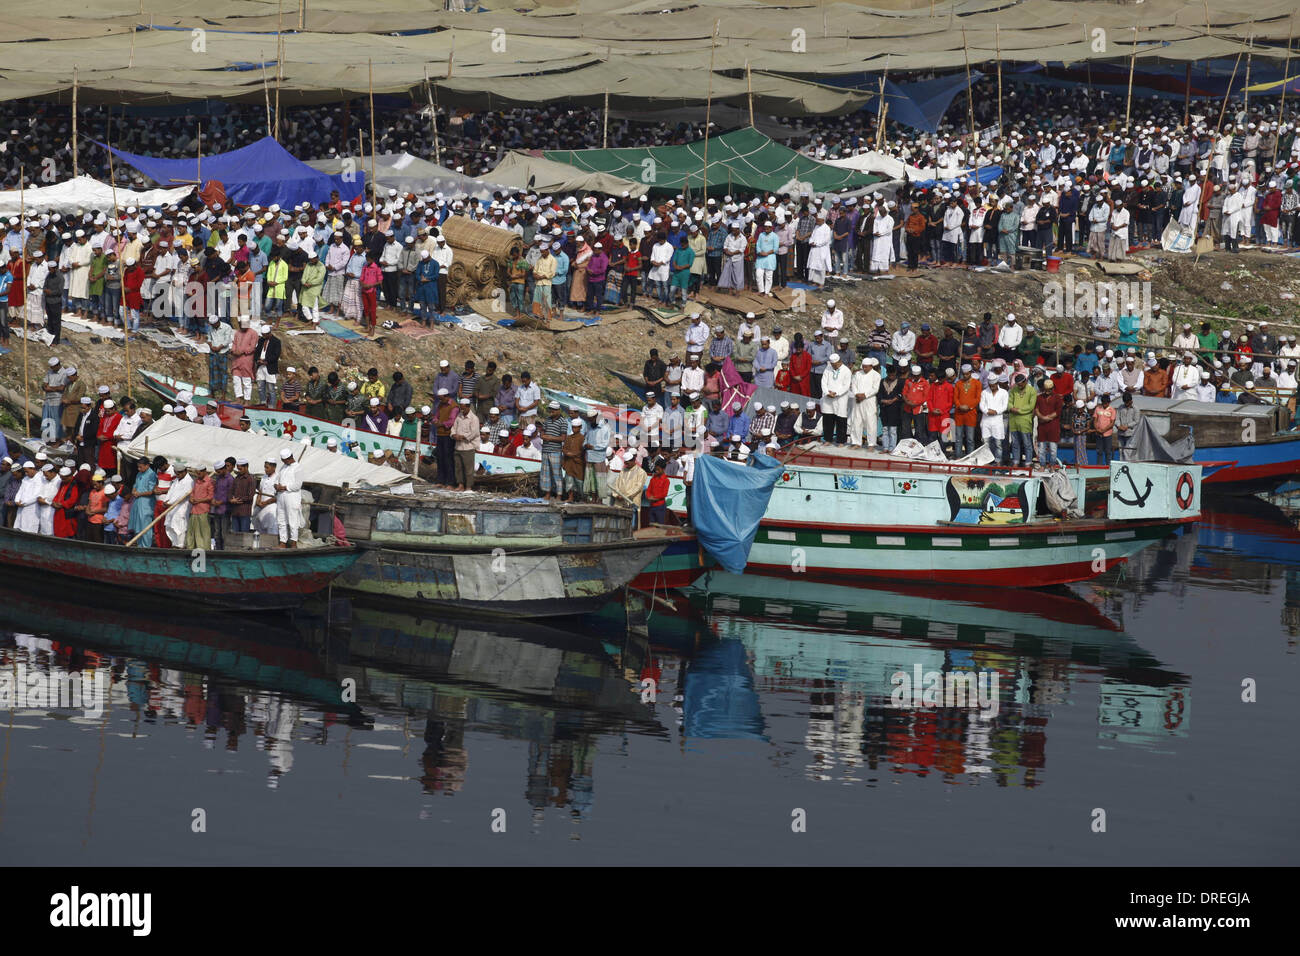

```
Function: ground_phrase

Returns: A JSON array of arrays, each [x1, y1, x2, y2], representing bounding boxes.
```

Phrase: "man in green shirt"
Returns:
[[1117, 306, 1142, 346], [1197, 322, 1220, 365], [1016, 324, 1043, 367], [1006, 372, 1039, 466], [733, 328, 758, 381]]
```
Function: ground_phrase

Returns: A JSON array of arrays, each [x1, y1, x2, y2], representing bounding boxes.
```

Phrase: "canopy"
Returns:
[[123, 417, 412, 488], [825, 151, 1004, 188], [542, 128, 881, 195], [0, 174, 191, 217], [487, 152, 642, 196], [853, 72, 985, 134], [304, 151, 510, 200], [690, 450, 784, 574], [0, 2, 1290, 111], [100, 136, 362, 208]]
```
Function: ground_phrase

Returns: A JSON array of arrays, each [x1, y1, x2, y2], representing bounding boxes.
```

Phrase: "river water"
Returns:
[[1, 500, 1296, 866]]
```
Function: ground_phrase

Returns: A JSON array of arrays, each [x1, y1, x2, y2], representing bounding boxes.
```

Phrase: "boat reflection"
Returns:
[[0, 586, 660, 819], [659, 572, 1190, 785]]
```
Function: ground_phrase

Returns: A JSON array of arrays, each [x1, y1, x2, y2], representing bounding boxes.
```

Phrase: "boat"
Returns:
[[1057, 394, 1300, 494], [331, 488, 684, 617], [685, 444, 1203, 588], [626, 526, 711, 590], [0, 525, 360, 611], [137, 368, 688, 505]]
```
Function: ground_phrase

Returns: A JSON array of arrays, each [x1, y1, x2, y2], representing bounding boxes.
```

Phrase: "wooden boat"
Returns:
[[1057, 394, 1300, 494], [137, 368, 686, 504], [686, 445, 1203, 588], [331, 488, 677, 617], [0, 526, 360, 611], [627, 525, 712, 590]]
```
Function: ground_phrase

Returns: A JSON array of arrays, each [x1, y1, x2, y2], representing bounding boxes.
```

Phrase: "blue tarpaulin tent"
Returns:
[[823, 72, 982, 134], [98, 136, 362, 207], [691, 451, 784, 574]]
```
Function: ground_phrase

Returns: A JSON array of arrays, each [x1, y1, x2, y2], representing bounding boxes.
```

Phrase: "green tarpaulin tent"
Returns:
[[541, 128, 882, 195]]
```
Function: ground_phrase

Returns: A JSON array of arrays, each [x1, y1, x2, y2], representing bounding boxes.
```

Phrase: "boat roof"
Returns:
[[341, 487, 631, 516], [1129, 395, 1278, 420]]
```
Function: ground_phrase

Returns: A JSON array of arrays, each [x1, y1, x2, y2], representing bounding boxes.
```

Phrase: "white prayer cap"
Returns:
[[103, 484, 116, 494], [103, 400, 115, 409], [369, 397, 380, 405], [829, 353, 841, 362], [58, 466, 72, 477], [910, 364, 922, 374], [279, 448, 293, 460], [326, 437, 338, 447]]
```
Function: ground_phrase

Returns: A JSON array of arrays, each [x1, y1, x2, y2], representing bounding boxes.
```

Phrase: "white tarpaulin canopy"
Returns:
[[824, 150, 974, 183], [0, 174, 192, 217], [123, 417, 413, 489], [303, 151, 512, 200]]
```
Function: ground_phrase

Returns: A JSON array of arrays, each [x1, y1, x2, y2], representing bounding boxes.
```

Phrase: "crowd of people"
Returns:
[[1, 80, 1299, 532]]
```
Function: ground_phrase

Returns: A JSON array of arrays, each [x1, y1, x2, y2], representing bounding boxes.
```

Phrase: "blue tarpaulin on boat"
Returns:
[[97, 136, 362, 207], [691, 451, 784, 574]]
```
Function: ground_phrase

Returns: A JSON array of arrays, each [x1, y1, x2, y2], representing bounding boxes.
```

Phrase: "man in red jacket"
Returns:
[[902, 364, 932, 443], [122, 257, 145, 332]]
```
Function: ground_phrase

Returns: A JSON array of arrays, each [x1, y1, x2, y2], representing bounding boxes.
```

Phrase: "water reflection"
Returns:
[[676, 573, 1188, 786], [2, 503, 1296, 858]]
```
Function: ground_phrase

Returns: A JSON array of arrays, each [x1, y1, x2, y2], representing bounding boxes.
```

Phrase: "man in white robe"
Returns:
[[37, 464, 62, 536], [1178, 180, 1201, 229], [848, 357, 881, 447], [14, 462, 41, 533], [255, 460, 280, 535], [807, 212, 833, 287], [164, 464, 194, 547], [274, 448, 304, 547], [819, 353, 852, 445], [870, 205, 894, 273]]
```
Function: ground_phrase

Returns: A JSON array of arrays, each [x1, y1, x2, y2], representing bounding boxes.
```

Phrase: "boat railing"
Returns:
[[771, 448, 1111, 478]]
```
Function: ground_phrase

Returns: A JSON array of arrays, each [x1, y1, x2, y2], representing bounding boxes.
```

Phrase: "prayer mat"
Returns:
[[319, 319, 366, 341], [643, 305, 690, 326], [397, 320, 436, 339]]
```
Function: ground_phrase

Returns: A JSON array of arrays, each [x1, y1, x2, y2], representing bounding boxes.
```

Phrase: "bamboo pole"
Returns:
[[701, 19, 720, 192], [298, 0, 305, 31], [603, 89, 610, 149], [125, 492, 192, 548], [262, 54, 273, 139], [1194, 52, 1244, 265], [876, 74, 888, 150], [196, 123, 202, 187], [425, 68, 441, 166], [746, 61, 754, 128], [1125, 25, 1138, 130], [368, 59, 377, 203], [962, 29, 977, 156], [275, 0, 284, 142], [995, 24, 1003, 138], [1243, 30, 1254, 114], [19, 168, 29, 438], [106, 121, 128, 398], [1275, 17, 1294, 167], [72, 67, 79, 180]]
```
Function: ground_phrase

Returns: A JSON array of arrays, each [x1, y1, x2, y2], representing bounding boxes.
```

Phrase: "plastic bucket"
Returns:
[[1045, 256, 1062, 273]]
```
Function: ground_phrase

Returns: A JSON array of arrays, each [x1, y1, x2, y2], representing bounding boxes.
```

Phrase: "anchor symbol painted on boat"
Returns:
[[1111, 465, 1153, 507]]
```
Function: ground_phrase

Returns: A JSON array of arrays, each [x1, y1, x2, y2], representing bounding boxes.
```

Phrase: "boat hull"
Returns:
[[1058, 436, 1300, 494], [628, 533, 712, 590], [333, 538, 669, 617], [743, 516, 1191, 587], [0, 527, 359, 611]]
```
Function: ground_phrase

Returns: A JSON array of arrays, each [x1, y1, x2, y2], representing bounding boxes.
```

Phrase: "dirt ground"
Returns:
[[3, 246, 1299, 424]]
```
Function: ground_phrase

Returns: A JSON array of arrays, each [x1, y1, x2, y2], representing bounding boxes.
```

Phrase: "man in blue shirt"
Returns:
[[753, 337, 779, 389]]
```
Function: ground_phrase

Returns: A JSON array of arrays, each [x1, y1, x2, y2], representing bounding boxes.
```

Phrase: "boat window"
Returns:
[[375, 509, 408, 532], [410, 509, 443, 534], [483, 512, 563, 536]]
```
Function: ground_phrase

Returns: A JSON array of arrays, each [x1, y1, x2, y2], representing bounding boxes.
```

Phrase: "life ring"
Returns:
[[1175, 472, 1194, 510]]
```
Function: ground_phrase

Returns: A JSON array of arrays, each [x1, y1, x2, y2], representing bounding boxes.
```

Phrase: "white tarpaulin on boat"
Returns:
[[123, 417, 413, 489], [0, 175, 192, 217]]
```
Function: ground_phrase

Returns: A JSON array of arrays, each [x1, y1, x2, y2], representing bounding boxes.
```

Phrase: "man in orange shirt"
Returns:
[[645, 460, 671, 525], [186, 462, 215, 549], [902, 364, 931, 443], [1092, 394, 1117, 465], [952, 363, 983, 457]]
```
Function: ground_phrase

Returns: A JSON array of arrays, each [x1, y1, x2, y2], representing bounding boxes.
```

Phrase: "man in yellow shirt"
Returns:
[[359, 367, 387, 401]]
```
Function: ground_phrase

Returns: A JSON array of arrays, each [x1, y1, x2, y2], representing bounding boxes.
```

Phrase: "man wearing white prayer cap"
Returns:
[[274, 447, 303, 547]]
